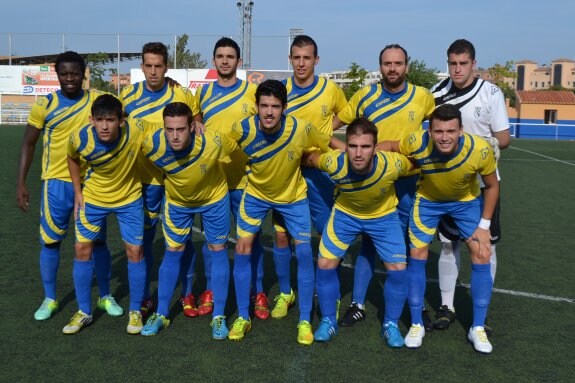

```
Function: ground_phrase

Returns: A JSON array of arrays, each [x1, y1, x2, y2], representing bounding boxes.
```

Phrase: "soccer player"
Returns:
[[16, 51, 118, 321], [194, 37, 269, 320], [226, 80, 335, 345], [64, 94, 147, 334], [270, 35, 348, 320], [430, 39, 510, 331], [333, 44, 435, 327], [140, 102, 237, 339], [120, 42, 202, 319], [383, 104, 499, 353], [303, 117, 412, 348]]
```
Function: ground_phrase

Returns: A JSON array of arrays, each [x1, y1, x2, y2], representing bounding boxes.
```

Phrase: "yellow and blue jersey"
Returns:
[[317, 149, 412, 219], [229, 114, 330, 204], [283, 76, 347, 136], [68, 118, 146, 208], [120, 82, 200, 185], [28, 89, 106, 181], [195, 79, 257, 190], [142, 128, 238, 207], [399, 130, 497, 202], [337, 82, 435, 142]]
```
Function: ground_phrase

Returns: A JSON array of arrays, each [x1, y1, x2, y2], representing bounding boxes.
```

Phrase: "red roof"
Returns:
[[517, 90, 575, 105]]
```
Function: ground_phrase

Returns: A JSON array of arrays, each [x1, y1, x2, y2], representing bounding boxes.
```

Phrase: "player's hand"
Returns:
[[468, 227, 492, 262], [485, 136, 500, 162], [165, 77, 181, 88], [16, 184, 30, 212], [74, 194, 85, 221], [192, 121, 206, 135]]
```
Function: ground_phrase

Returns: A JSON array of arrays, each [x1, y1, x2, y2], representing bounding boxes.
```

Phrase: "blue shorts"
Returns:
[[319, 208, 407, 264], [229, 189, 244, 223], [142, 183, 164, 229], [395, 174, 418, 232], [162, 194, 230, 248], [39, 179, 74, 244], [273, 168, 334, 235], [409, 195, 481, 249], [237, 193, 311, 242], [75, 198, 144, 246]]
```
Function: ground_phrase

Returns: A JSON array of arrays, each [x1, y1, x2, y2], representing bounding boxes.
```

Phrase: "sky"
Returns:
[[1, 0, 573, 74]]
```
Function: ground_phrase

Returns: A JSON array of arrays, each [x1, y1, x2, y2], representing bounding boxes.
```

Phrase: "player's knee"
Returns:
[[317, 256, 339, 270], [207, 243, 226, 252], [385, 262, 406, 271], [275, 231, 290, 248], [125, 244, 143, 262], [409, 247, 429, 260], [235, 237, 253, 255], [74, 242, 93, 261]]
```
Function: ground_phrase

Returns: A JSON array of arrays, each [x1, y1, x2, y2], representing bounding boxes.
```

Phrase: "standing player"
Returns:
[[140, 102, 237, 339], [430, 39, 510, 330], [64, 95, 147, 334], [120, 42, 202, 319], [226, 80, 335, 345], [383, 104, 499, 353], [303, 117, 412, 348], [270, 35, 348, 320], [194, 37, 268, 320], [16, 51, 117, 321], [333, 44, 435, 327]]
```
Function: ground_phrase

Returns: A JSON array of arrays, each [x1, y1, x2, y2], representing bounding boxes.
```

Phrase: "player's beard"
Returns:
[[382, 72, 405, 89]]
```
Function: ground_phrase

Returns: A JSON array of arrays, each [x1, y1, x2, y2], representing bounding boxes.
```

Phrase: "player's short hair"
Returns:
[[213, 37, 241, 59], [290, 35, 318, 57], [255, 79, 287, 105], [55, 51, 86, 76], [91, 94, 123, 120], [447, 39, 476, 61], [142, 42, 169, 65], [346, 117, 378, 145], [379, 44, 409, 65], [429, 104, 462, 129], [163, 102, 193, 125]]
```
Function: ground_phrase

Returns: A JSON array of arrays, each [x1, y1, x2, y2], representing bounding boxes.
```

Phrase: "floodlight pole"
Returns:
[[237, 1, 254, 69]]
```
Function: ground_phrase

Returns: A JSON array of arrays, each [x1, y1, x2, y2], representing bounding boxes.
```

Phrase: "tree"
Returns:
[[343, 62, 368, 100], [85, 52, 116, 93], [488, 61, 517, 106], [406, 59, 439, 89], [168, 34, 207, 69]]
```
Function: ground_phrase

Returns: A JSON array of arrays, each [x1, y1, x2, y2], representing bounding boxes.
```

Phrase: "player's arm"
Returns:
[[376, 140, 400, 152], [301, 150, 322, 168], [192, 114, 205, 135], [16, 124, 42, 212], [67, 154, 84, 220], [469, 171, 499, 257], [329, 135, 346, 152]]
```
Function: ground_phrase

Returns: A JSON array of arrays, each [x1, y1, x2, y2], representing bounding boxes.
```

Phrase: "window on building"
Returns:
[[544, 110, 557, 124], [535, 82, 538, 88]]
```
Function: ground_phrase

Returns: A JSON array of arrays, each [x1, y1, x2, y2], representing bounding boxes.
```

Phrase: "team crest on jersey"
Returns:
[[214, 134, 222, 147], [200, 164, 208, 174], [408, 133, 416, 144], [408, 111, 415, 122], [242, 103, 248, 114], [321, 105, 328, 117], [325, 156, 333, 169], [128, 149, 135, 159], [481, 147, 489, 160], [395, 159, 403, 172], [287, 150, 294, 161], [474, 107, 481, 118], [135, 119, 144, 131], [305, 122, 312, 135], [380, 187, 387, 195]]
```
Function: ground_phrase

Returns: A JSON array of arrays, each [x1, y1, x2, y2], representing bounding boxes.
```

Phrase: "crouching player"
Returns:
[[64, 94, 147, 334], [384, 104, 499, 353], [140, 102, 237, 339], [303, 117, 412, 348]]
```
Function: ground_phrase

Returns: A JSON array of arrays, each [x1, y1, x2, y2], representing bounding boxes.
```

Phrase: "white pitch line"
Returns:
[[191, 227, 575, 304], [510, 145, 575, 167]]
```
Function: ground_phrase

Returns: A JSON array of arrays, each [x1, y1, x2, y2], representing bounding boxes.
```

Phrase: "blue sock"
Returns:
[[128, 258, 147, 313], [73, 259, 93, 315], [384, 269, 408, 324], [295, 243, 314, 322], [156, 249, 183, 316], [273, 244, 292, 294], [202, 242, 212, 291], [143, 226, 156, 299], [316, 267, 339, 323], [251, 236, 264, 294], [407, 257, 427, 325], [233, 253, 251, 319], [211, 248, 230, 317], [471, 263, 493, 327], [40, 244, 60, 300], [179, 241, 196, 297], [352, 235, 375, 305], [92, 242, 111, 298]]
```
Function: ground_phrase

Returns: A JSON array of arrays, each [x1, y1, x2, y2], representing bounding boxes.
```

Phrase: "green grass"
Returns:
[[1, 125, 574, 382]]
